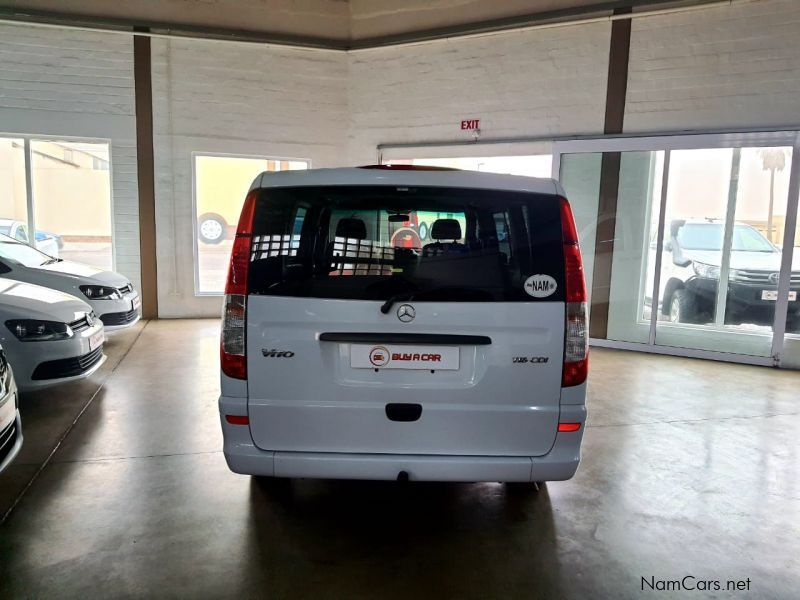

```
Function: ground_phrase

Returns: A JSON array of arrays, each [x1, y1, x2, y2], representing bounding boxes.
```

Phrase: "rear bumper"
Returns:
[[219, 397, 584, 482]]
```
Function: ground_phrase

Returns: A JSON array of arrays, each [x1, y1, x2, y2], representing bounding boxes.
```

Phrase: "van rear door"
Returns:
[[244, 185, 568, 457]]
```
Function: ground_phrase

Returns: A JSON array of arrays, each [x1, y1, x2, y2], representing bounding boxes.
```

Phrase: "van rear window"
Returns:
[[247, 186, 565, 302]]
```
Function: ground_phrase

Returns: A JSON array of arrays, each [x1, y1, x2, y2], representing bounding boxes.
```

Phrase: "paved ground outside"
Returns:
[[58, 241, 112, 272]]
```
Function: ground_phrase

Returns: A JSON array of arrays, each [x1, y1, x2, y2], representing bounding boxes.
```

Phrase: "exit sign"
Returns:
[[460, 119, 480, 130]]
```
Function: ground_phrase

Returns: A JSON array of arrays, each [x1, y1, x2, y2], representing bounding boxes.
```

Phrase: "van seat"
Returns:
[[423, 218, 466, 257]]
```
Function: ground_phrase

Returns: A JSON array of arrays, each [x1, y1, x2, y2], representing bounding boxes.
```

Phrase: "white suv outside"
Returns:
[[218, 166, 588, 483]]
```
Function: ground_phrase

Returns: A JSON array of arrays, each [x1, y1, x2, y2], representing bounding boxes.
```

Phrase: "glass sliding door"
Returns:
[[779, 186, 800, 368], [652, 146, 793, 356], [555, 133, 799, 365], [610, 151, 665, 344], [559, 151, 665, 344], [558, 153, 602, 303]]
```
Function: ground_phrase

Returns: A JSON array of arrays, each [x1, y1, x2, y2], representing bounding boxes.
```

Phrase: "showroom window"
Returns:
[[0, 135, 113, 270], [554, 132, 800, 366], [193, 154, 309, 295], [31, 140, 113, 270]]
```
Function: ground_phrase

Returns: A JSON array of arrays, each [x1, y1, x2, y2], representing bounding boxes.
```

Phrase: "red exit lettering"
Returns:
[[460, 119, 480, 130]]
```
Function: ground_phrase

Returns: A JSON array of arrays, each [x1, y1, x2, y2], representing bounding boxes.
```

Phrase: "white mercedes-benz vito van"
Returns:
[[219, 166, 588, 483]]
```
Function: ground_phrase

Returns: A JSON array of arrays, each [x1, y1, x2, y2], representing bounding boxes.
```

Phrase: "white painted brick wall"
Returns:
[[626, 0, 800, 132], [347, 22, 612, 165], [0, 24, 141, 293], [151, 39, 348, 317]]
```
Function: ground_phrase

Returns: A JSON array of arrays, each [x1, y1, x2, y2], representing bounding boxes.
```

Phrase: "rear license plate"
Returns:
[[350, 344, 459, 370], [762, 290, 797, 301], [89, 331, 104, 351], [132, 295, 141, 311]]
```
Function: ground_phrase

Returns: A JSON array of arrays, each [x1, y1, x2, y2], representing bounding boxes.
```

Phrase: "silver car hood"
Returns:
[[0, 278, 93, 323], [685, 249, 800, 271], [36, 260, 129, 286]]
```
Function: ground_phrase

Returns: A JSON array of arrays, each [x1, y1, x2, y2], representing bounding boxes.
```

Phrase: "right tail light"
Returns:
[[220, 190, 258, 380], [560, 197, 588, 387]]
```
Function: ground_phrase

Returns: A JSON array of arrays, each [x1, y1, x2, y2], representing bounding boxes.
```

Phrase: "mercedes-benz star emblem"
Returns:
[[397, 304, 416, 323]]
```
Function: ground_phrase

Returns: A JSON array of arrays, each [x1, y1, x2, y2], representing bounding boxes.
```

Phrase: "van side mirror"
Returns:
[[663, 240, 672, 252]]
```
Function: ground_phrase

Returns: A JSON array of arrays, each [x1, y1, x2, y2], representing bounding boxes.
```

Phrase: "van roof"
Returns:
[[250, 167, 564, 197]]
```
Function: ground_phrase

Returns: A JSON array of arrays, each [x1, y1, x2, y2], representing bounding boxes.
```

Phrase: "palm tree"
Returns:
[[759, 148, 787, 242]]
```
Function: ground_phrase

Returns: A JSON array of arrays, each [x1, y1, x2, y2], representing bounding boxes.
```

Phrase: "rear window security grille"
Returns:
[[330, 238, 395, 276]]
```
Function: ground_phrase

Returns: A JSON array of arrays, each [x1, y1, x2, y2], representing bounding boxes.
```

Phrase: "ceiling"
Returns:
[[0, 0, 726, 48]]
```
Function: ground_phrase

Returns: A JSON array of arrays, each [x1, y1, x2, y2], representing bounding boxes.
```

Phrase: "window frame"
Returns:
[[552, 131, 800, 368], [0, 133, 115, 270], [191, 151, 311, 297]]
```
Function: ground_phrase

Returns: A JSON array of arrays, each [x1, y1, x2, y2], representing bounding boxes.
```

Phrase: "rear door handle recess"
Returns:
[[385, 403, 422, 422]]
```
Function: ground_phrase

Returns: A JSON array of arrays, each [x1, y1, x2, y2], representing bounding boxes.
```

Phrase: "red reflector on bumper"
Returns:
[[558, 422, 581, 432], [225, 414, 249, 425]]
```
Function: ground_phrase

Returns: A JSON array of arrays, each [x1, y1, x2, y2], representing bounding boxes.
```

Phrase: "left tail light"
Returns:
[[220, 190, 258, 380], [221, 294, 247, 379]]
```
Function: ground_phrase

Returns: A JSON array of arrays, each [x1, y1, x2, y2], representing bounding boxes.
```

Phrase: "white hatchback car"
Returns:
[[0, 345, 21, 474], [219, 166, 588, 483], [0, 279, 105, 391], [0, 234, 141, 330]]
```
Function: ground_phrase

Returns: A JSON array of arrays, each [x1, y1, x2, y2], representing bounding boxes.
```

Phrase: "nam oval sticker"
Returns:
[[524, 274, 557, 298]]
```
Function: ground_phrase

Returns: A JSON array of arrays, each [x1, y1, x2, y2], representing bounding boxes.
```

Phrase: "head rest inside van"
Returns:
[[431, 219, 462, 241], [336, 218, 368, 240]]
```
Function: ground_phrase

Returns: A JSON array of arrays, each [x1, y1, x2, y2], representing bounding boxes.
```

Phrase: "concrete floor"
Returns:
[[1, 319, 798, 598]]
